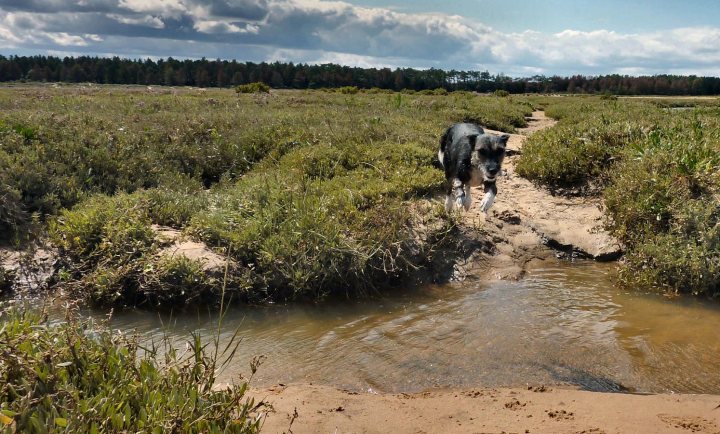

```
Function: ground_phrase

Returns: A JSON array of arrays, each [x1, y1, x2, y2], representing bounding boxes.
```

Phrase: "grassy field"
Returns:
[[2, 86, 718, 300], [520, 95, 720, 297], [2, 85, 719, 432], [0, 85, 532, 306]]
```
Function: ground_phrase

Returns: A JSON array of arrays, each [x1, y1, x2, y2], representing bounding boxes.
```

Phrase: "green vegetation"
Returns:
[[520, 96, 720, 296], [0, 305, 262, 433], [235, 82, 270, 94], [516, 100, 656, 187], [336, 85, 359, 94], [1, 86, 531, 305], [4, 86, 717, 299], [5, 55, 720, 95]]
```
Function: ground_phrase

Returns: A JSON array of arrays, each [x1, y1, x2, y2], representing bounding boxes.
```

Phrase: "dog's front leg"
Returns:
[[478, 181, 497, 213], [445, 178, 466, 211]]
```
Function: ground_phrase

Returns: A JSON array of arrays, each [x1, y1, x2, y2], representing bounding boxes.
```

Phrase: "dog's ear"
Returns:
[[499, 134, 510, 146]]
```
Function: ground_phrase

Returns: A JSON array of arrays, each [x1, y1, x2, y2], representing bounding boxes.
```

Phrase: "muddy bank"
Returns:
[[0, 246, 56, 292], [450, 111, 622, 281], [253, 384, 720, 434]]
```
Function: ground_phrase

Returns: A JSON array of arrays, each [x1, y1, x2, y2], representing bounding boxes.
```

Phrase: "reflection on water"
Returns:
[[63, 261, 720, 393]]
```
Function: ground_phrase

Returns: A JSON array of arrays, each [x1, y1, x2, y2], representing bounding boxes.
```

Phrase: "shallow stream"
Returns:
[[64, 260, 720, 393]]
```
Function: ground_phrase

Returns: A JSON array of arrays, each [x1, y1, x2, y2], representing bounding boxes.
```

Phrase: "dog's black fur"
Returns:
[[438, 123, 509, 212]]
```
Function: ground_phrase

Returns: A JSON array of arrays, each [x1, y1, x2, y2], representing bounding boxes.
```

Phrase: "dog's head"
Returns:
[[474, 133, 509, 181]]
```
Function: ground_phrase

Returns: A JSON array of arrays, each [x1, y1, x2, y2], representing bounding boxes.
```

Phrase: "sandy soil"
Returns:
[[252, 384, 720, 434], [453, 111, 622, 281], [152, 224, 228, 272]]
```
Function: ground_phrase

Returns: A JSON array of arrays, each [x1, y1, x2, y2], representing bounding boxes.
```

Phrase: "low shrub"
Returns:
[[517, 100, 653, 187], [516, 120, 644, 187], [493, 89, 510, 97], [49, 194, 155, 265], [141, 176, 210, 228], [0, 306, 263, 433], [363, 87, 394, 94], [0, 180, 26, 241], [188, 140, 445, 301], [3, 87, 536, 305], [235, 82, 270, 93], [522, 96, 720, 296], [337, 86, 359, 94], [604, 112, 720, 296], [139, 255, 220, 305]]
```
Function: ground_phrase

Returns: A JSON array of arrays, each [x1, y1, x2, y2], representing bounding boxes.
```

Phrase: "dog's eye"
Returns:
[[478, 149, 487, 156]]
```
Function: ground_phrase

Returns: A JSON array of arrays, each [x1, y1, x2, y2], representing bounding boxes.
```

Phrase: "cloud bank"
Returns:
[[1, 0, 719, 76]]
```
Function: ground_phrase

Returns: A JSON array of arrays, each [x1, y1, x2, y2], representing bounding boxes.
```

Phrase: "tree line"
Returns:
[[1, 54, 719, 95]]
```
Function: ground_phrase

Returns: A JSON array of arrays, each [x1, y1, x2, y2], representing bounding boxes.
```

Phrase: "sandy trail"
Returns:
[[456, 111, 622, 280], [253, 384, 720, 434]]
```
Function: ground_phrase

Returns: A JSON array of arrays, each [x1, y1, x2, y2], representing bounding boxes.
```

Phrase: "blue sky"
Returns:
[[350, 0, 720, 33], [1, 0, 719, 76]]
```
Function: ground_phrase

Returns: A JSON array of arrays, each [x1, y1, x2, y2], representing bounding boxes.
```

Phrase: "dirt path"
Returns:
[[253, 384, 720, 434], [456, 111, 622, 280]]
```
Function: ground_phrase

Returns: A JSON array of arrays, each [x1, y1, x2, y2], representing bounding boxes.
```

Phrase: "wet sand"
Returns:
[[253, 383, 720, 434]]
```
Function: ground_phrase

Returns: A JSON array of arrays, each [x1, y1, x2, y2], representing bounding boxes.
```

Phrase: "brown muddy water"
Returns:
[[50, 260, 720, 394]]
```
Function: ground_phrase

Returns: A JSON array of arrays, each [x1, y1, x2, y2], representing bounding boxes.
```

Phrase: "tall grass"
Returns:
[[0, 87, 530, 239], [516, 99, 658, 188], [521, 96, 720, 296], [0, 304, 263, 433], [0, 86, 534, 304]]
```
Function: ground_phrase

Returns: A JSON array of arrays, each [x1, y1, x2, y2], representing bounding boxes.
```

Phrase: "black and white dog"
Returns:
[[438, 123, 508, 213]]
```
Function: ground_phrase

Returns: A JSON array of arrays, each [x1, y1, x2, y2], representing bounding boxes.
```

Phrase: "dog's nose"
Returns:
[[488, 167, 499, 176]]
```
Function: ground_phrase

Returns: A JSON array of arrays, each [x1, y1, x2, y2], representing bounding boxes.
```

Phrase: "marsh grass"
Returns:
[[0, 303, 263, 433], [521, 96, 720, 296], [517, 99, 656, 188], [235, 82, 270, 94], [0, 86, 533, 304]]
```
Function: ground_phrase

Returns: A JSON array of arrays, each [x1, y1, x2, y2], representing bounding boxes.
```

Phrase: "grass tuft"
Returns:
[[0, 305, 263, 433]]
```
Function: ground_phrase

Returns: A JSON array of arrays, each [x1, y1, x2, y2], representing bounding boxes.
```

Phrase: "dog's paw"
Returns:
[[479, 191, 496, 213]]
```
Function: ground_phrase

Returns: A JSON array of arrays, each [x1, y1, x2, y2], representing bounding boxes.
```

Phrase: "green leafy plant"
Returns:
[[235, 82, 270, 93], [0, 306, 264, 433]]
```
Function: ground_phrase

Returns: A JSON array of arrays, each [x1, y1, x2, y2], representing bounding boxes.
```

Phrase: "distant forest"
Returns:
[[1, 54, 720, 95]]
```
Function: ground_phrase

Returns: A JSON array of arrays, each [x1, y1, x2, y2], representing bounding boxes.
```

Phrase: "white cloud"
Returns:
[[118, 0, 187, 19], [84, 33, 104, 42], [193, 19, 258, 34], [45, 31, 89, 46], [1, 0, 720, 76], [107, 13, 165, 29]]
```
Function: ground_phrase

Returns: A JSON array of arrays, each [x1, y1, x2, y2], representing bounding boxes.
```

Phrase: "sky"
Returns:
[[1, 0, 719, 76]]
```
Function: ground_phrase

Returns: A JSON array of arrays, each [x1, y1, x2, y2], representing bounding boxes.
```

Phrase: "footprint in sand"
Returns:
[[658, 414, 719, 433]]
